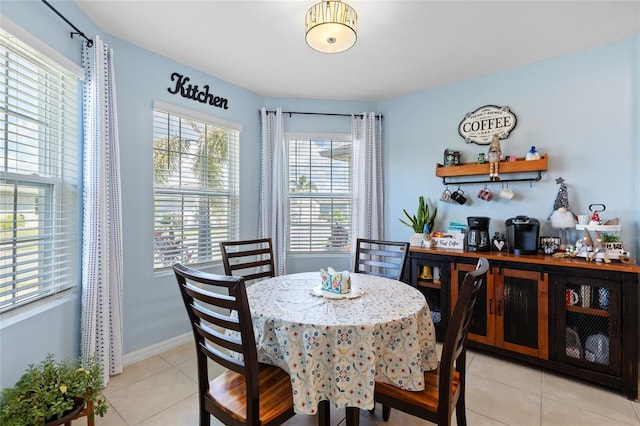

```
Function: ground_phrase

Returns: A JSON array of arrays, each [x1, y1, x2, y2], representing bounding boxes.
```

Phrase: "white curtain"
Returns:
[[259, 107, 287, 275], [351, 113, 384, 248], [81, 35, 124, 385]]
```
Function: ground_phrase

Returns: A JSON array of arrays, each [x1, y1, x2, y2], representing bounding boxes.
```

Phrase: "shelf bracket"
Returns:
[[441, 170, 543, 186]]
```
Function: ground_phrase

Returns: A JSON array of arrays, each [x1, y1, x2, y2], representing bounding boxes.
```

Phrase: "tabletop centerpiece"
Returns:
[[320, 267, 351, 294]]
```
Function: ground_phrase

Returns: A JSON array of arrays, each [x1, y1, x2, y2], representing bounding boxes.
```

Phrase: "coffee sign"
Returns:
[[458, 105, 517, 145]]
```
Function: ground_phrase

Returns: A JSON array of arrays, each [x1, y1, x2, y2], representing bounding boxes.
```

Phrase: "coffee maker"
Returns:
[[505, 216, 540, 255], [466, 217, 490, 252]]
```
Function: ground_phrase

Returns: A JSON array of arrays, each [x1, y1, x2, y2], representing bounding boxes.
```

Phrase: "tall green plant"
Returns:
[[400, 195, 437, 233]]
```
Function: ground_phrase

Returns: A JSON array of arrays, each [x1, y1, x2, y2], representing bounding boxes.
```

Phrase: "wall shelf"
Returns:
[[435, 154, 548, 186], [575, 224, 621, 232]]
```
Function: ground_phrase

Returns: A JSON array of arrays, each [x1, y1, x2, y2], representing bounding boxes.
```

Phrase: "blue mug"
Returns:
[[598, 288, 609, 309]]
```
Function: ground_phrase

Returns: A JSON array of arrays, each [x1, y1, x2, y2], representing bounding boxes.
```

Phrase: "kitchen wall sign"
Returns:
[[167, 72, 229, 110], [458, 105, 517, 145]]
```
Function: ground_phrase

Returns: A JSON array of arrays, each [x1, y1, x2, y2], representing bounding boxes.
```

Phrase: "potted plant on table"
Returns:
[[0, 354, 108, 426], [400, 195, 437, 246]]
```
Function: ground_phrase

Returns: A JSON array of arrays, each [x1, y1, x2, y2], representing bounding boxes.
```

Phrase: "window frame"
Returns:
[[0, 26, 81, 313], [152, 101, 241, 271], [285, 132, 353, 254]]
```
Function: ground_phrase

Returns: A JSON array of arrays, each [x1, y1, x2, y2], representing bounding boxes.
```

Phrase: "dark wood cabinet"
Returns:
[[496, 267, 549, 358], [546, 265, 640, 400], [408, 254, 450, 340], [451, 262, 548, 359], [551, 270, 621, 376], [408, 247, 640, 400]]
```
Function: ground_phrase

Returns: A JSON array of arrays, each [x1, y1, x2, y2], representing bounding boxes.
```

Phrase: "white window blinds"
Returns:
[[152, 104, 240, 269], [287, 135, 352, 253], [0, 28, 80, 313]]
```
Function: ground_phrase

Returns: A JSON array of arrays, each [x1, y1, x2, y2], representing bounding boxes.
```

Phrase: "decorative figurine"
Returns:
[[548, 177, 577, 248], [487, 133, 502, 181], [525, 146, 541, 160]]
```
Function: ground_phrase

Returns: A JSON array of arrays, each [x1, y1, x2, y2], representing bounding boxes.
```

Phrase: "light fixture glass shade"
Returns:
[[305, 1, 357, 54]]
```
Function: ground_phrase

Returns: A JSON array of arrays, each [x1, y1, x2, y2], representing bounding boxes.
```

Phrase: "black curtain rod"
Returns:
[[41, 0, 93, 47], [263, 110, 382, 119]]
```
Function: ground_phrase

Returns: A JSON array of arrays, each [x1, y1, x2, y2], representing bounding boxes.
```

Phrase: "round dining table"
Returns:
[[246, 271, 438, 420]]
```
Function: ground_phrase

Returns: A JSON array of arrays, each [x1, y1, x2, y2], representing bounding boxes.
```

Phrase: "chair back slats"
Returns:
[[220, 238, 276, 283], [194, 321, 244, 357], [225, 247, 272, 259], [199, 339, 245, 374], [183, 281, 237, 310], [354, 238, 410, 281], [191, 302, 241, 333]]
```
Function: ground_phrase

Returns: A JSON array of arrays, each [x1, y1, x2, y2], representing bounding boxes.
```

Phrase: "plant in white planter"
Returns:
[[400, 195, 437, 246]]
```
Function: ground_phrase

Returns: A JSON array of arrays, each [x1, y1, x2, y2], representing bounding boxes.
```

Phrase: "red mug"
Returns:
[[477, 189, 493, 201], [566, 289, 579, 305]]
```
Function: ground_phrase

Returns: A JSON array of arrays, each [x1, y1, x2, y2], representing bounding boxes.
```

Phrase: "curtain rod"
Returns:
[[262, 110, 382, 119], [41, 0, 93, 47]]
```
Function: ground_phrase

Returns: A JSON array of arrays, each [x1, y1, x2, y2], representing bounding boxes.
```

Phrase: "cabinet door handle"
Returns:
[[489, 298, 493, 315], [613, 320, 617, 337], [497, 300, 502, 317]]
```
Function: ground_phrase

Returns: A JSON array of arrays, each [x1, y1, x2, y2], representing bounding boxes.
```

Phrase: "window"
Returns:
[[153, 102, 240, 269], [287, 135, 352, 253], [0, 28, 80, 313]]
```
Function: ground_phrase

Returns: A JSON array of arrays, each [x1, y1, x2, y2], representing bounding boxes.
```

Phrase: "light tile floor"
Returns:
[[78, 343, 640, 426]]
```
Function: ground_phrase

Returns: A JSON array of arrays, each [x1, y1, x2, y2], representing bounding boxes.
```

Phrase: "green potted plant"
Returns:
[[400, 195, 437, 246], [0, 354, 108, 426]]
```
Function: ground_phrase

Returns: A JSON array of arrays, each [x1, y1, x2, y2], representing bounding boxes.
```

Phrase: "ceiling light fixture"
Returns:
[[305, 0, 357, 54]]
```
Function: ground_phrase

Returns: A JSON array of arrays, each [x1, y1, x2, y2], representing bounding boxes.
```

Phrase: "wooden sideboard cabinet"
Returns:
[[407, 247, 640, 400]]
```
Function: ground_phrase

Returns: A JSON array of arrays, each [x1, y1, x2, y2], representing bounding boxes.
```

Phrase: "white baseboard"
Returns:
[[123, 332, 192, 367]]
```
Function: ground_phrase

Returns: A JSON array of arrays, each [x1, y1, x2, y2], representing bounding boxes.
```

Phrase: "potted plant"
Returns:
[[400, 195, 437, 246], [0, 354, 108, 426]]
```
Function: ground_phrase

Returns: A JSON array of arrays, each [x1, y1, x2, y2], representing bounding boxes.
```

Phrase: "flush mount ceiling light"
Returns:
[[305, 0, 357, 54]]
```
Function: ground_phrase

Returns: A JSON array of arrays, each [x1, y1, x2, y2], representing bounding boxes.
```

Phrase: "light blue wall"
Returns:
[[380, 38, 639, 254], [1, 0, 638, 391]]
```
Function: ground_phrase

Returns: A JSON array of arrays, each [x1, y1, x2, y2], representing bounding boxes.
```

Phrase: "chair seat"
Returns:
[[207, 364, 294, 425], [374, 364, 460, 413]]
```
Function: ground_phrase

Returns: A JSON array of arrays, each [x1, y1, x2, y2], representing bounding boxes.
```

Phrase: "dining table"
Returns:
[[245, 271, 438, 425]]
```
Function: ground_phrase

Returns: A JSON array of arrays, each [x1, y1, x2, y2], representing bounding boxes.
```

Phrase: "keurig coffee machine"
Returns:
[[466, 216, 490, 252], [505, 216, 540, 254]]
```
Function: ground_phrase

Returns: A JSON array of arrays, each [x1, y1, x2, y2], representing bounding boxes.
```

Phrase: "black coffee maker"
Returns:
[[505, 216, 540, 254], [466, 216, 490, 252]]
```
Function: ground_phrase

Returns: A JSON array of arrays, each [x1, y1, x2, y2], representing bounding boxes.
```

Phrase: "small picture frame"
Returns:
[[539, 236, 561, 255]]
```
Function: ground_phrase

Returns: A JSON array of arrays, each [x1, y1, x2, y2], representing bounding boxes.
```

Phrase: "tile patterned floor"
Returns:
[[76, 343, 640, 426]]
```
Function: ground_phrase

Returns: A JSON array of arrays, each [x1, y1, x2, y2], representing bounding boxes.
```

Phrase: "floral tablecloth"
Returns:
[[246, 272, 437, 414]]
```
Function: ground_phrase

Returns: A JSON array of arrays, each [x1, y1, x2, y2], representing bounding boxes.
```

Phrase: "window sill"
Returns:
[[0, 289, 78, 330]]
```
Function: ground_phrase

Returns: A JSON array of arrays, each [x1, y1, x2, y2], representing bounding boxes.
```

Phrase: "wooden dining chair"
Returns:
[[173, 263, 296, 426], [373, 257, 489, 426], [354, 238, 410, 281], [220, 238, 275, 282]]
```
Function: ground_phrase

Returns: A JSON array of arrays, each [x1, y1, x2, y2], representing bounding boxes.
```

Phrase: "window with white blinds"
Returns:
[[287, 135, 352, 253], [0, 28, 80, 313], [153, 104, 240, 270]]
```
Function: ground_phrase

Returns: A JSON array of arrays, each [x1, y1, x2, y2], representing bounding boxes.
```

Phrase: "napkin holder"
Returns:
[[320, 268, 351, 294]]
